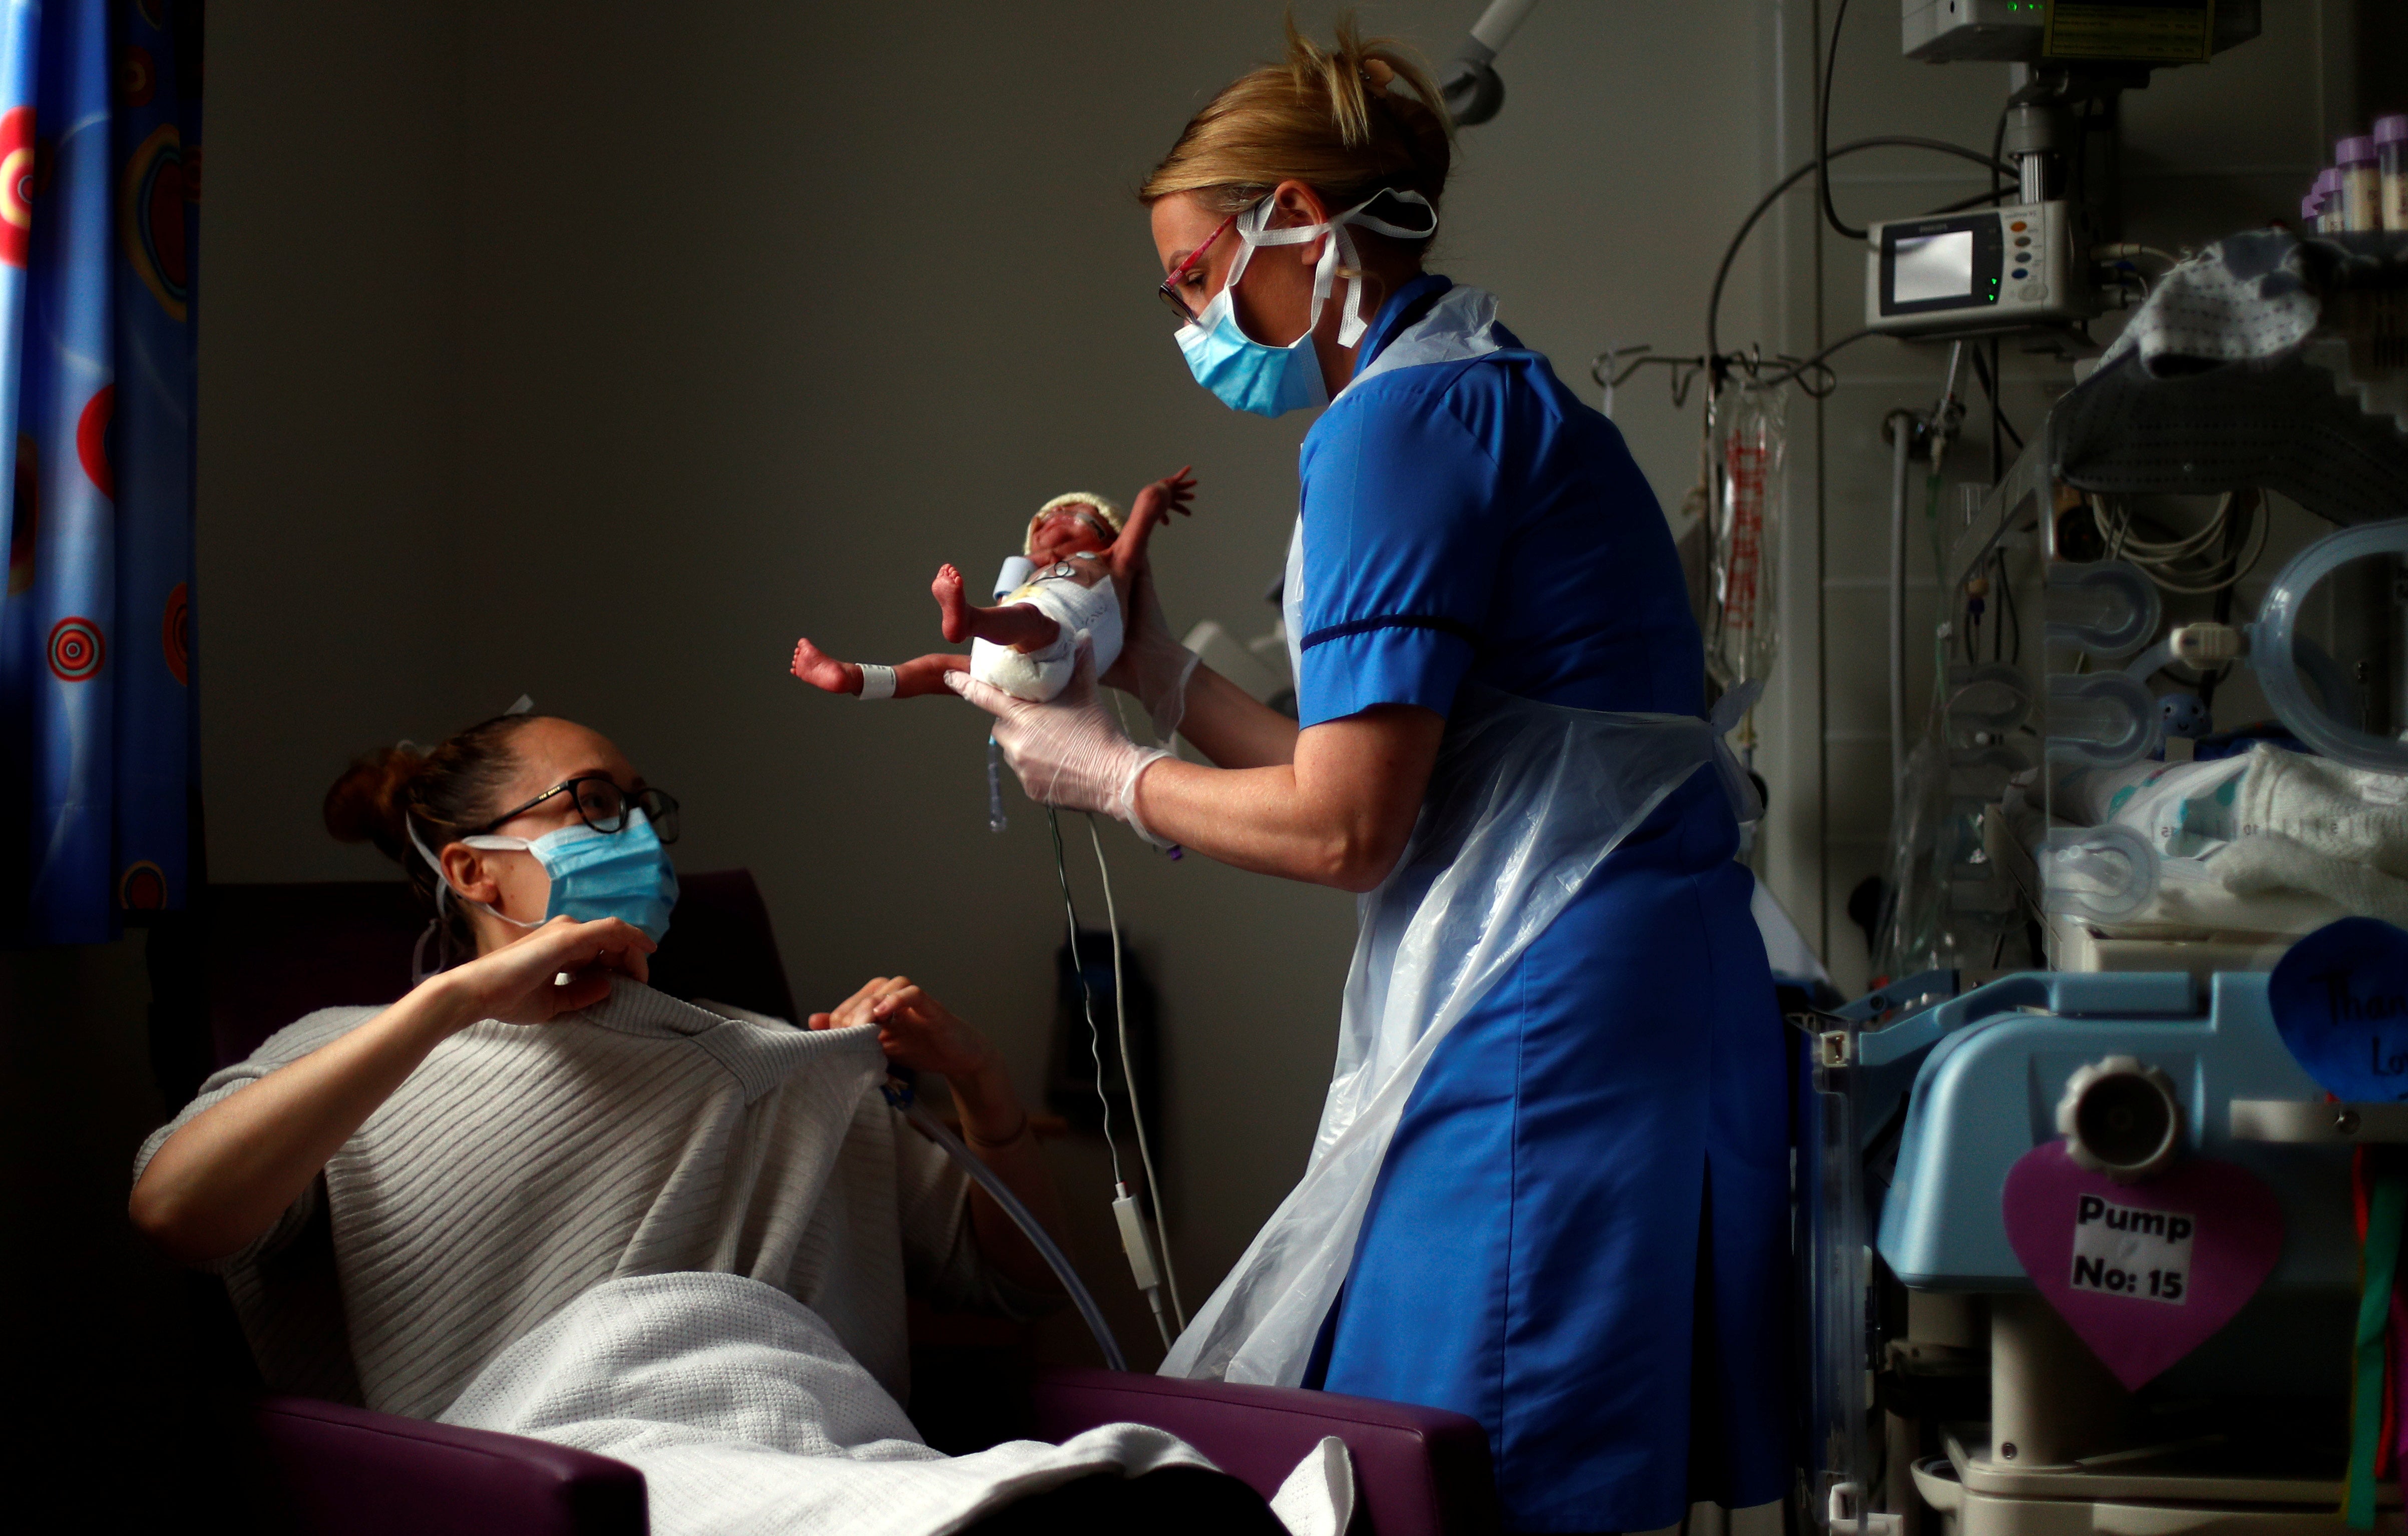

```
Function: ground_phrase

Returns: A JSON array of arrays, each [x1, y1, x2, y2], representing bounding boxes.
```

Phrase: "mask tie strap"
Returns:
[[406, 817, 539, 984], [406, 816, 457, 983], [1330, 190, 1439, 348], [1216, 188, 1443, 354], [1247, 190, 1443, 350]]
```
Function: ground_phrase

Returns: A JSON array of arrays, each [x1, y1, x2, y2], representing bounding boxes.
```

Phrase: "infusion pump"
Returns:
[[1864, 200, 2095, 338]]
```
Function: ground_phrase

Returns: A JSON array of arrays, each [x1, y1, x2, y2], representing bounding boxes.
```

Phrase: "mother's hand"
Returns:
[[434, 916, 655, 1028], [812, 976, 1002, 1083], [130, 914, 652, 1269]]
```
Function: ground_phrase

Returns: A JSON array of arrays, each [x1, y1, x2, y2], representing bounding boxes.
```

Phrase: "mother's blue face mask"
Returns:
[[462, 810, 679, 940], [412, 807, 679, 949], [1172, 189, 1438, 419]]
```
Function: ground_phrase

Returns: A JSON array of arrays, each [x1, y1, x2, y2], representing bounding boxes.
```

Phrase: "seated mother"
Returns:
[[130, 707, 1065, 1414], [128, 710, 1287, 1535]]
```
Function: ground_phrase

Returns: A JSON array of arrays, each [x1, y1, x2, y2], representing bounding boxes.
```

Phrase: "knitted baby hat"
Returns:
[[1024, 492, 1125, 556]]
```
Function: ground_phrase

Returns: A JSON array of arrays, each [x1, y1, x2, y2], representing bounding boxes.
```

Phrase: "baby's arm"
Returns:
[[1125, 466, 1196, 545], [791, 638, 969, 698]]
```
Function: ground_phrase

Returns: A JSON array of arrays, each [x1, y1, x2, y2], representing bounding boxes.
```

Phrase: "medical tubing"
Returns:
[[1815, 0, 1863, 240], [1968, 344, 2022, 455], [1704, 138, 2016, 372], [902, 1098, 1128, 1373], [2247, 519, 2408, 772], [1888, 418, 1911, 796], [1987, 337, 2003, 485], [1046, 810, 1125, 1187], [1085, 814, 1186, 1330], [986, 733, 1008, 834]]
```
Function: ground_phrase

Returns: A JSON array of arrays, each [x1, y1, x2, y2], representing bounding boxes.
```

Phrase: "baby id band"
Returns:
[[858, 663, 897, 700]]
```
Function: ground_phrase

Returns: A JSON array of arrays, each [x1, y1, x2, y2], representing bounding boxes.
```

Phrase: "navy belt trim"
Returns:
[[1299, 613, 1482, 651]]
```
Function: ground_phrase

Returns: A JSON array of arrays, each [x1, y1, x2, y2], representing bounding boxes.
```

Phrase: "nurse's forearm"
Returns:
[[1164, 662, 1298, 770], [1133, 705, 1443, 892], [128, 979, 475, 1265]]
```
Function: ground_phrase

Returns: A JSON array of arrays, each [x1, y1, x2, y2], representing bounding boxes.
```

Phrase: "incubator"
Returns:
[[1804, 233, 2408, 1534]]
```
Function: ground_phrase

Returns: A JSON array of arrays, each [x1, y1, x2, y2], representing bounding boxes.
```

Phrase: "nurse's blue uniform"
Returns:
[[1294, 275, 1790, 1532]]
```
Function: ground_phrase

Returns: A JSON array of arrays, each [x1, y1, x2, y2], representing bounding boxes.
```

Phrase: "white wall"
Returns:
[[194, 1, 1776, 1360]]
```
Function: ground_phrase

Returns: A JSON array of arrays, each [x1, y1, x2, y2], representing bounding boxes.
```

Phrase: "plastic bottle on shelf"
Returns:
[[2377, 115, 2407, 233], [2312, 167, 2343, 233], [2337, 136, 2379, 232]]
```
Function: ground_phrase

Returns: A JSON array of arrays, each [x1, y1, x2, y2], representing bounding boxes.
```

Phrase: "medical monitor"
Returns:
[[1865, 202, 2093, 339]]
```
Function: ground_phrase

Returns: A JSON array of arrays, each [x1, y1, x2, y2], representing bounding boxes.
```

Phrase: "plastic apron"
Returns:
[[1161, 287, 1764, 1386]]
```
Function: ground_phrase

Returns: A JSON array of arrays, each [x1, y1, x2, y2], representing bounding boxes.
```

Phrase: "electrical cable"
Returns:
[[1967, 344, 2024, 453], [2198, 491, 2255, 712], [1990, 99, 2008, 206], [1924, 187, 2017, 215], [1705, 137, 2016, 372], [1046, 808, 1125, 1189], [2109, 499, 2231, 560], [1084, 813, 1186, 1331], [2090, 492, 2269, 595], [2093, 242, 2180, 270], [1046, 807, 1179, 1354], [1815, 0, 1863, 240], [1995, 547, 2020, 664], [1986, 336, 2003, 485]]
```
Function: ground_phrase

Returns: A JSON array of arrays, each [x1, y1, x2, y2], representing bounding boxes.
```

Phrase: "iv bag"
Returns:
[[1706, 384, 1787, 691]]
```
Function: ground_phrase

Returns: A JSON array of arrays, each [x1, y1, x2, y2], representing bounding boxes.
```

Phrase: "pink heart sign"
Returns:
[[2001, 1141, 2284, 1391]]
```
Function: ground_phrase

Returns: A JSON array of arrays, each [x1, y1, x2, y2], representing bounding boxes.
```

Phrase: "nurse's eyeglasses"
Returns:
[[475, 776, 681, 844], [1157, 210, 1241, 326]]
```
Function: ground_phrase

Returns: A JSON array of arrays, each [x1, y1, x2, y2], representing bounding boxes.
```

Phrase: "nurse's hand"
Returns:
[[946, 639, 1174, 843], [1103, 467, 1201, 738]]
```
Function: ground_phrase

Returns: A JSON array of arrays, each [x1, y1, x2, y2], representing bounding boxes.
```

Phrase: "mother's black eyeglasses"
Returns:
[[474, 776, 680, 844]]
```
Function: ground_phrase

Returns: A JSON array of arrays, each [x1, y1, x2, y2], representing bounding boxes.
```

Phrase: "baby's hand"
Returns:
[[1129, 466, 1197, 528]]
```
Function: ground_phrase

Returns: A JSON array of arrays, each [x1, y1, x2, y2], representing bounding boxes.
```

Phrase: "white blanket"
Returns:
[[440, 1271, 1351, 1536], [2047, 745, 2408, 934]]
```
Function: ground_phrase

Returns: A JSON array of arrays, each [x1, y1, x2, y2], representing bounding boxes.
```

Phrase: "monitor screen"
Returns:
[[1893, 230, 1975, 305]]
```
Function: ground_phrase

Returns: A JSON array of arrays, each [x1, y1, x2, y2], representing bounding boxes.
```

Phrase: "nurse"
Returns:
[[949, 22, 1789, 1534]]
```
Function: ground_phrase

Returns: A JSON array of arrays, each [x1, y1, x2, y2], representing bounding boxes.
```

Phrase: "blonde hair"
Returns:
[[1140, 14, 1452, 235]]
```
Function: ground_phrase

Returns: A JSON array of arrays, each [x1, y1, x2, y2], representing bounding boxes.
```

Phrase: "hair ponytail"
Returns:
[[324, 713, 540, 957], [1140, 13, 1452, 232]]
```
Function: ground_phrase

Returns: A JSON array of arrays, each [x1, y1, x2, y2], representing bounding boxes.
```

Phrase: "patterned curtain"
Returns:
[[0, 0, 200, 945]]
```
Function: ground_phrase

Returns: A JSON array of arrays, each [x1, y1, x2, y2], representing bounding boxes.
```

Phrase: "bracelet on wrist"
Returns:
[[962, 1113, 1032, 1149]]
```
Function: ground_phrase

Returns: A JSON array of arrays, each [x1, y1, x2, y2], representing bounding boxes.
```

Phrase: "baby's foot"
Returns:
[[933, 563, 974, 644], [790, 637, 863, 695]]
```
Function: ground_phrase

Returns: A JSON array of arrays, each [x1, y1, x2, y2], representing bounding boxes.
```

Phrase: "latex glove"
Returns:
[[1110, 562, 1201, 744], [1101, 471, 1201, 743], [947, 635, 1174, 843]]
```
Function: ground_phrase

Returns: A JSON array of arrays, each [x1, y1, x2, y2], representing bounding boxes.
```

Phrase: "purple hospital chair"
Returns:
[[182, 872, 1499, 1536]]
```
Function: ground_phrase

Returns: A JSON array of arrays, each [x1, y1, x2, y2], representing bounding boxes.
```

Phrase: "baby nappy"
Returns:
[[970, 568, 1123, 702]]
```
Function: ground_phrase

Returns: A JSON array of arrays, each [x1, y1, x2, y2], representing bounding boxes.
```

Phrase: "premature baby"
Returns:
[[790, 471, 1194, 703]]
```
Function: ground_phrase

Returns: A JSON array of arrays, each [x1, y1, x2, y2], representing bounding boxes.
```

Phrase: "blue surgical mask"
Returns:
[[409, 807, 678, 982], [461, 809, 679, 941], [1173, 189, 1438, 419]]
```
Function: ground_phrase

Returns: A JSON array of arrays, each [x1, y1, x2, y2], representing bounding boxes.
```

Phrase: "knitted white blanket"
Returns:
[[440, 1271, 1351, 1536]]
